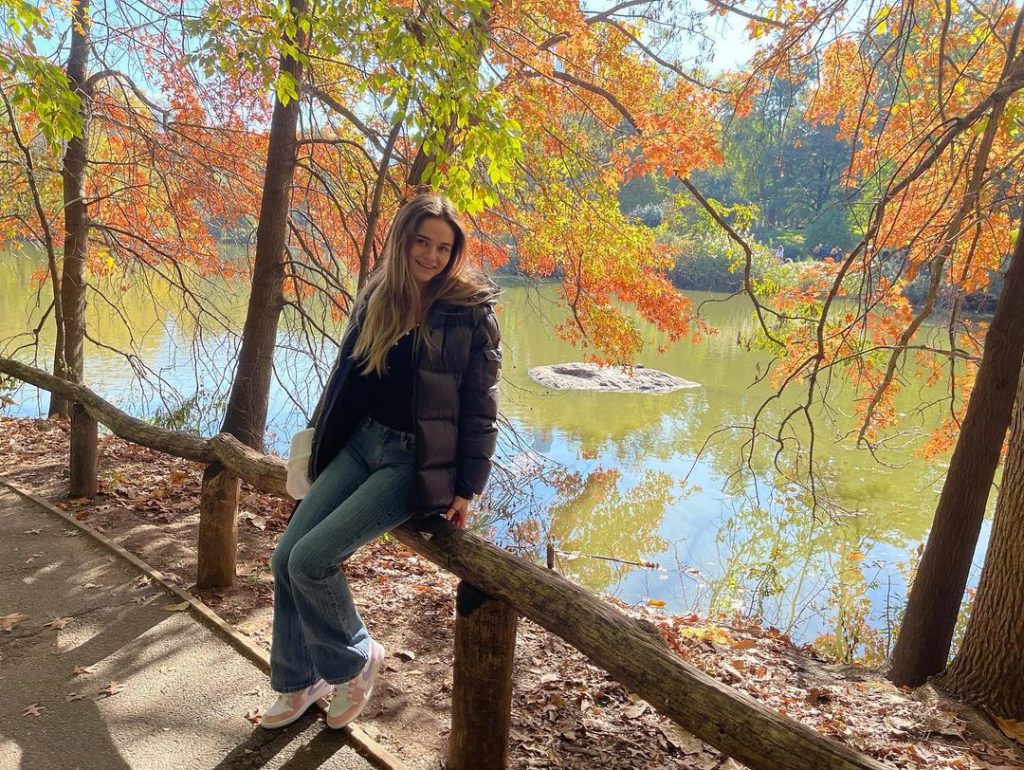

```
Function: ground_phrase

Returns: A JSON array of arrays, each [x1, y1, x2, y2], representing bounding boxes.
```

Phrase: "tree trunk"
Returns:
[[197, 0, 308, 589], [889, 211, 1024, 686], [58, 0, 96, 488], [448, 582, 518, 770], [219, 1, 306, 451], [936, 367, 1024, 719]]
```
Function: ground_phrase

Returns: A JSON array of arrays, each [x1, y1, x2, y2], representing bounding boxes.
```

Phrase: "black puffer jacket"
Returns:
[[309, 301, 501, 517]]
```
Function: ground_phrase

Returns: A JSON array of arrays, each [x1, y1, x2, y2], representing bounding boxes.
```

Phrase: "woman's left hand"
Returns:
[[445, 496, 471, 528]]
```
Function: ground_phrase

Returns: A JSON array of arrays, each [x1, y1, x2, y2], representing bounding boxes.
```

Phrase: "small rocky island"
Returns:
[[528, 363, 699, 393]]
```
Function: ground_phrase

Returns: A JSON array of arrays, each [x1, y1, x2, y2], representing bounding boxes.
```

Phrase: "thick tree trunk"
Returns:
[[889, 212, 1024, 685], [58, 0, 97, 489], [937, 369, 1024, 720], [198, 0, 308, 589], [219, 2, 306, 451]]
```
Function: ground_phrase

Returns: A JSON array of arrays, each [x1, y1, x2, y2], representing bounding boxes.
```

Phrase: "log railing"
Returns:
[[0, 357, 891, 770]]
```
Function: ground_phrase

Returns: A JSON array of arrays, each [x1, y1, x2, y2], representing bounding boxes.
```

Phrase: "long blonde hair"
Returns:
[[352, 193, 497, 376]]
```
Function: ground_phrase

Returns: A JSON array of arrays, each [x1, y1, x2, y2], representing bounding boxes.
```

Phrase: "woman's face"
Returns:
[[407, 217, 456, 288]]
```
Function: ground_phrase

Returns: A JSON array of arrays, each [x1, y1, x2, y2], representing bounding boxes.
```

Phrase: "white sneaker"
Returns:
[[326, 640, 385, 729], [260, 679, 334, 729]]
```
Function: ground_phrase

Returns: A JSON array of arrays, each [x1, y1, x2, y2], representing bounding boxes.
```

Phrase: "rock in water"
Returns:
[[527, 363, 699, 393]]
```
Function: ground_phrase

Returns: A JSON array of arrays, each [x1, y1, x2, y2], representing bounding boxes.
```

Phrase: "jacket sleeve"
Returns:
[[454, 305, 501, 499]]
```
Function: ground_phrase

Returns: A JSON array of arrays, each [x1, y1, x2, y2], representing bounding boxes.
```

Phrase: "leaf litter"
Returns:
[[3, 415, 1023, 769]]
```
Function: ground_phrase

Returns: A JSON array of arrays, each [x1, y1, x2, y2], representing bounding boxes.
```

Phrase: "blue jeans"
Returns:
[[269, 417, 416, 692]]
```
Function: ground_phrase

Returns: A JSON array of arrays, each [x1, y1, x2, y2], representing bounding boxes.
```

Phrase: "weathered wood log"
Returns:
[[448, 582, 518, 770], [0, 358, 287, 496], [1, 358, 212, 461], [208, 433, 287, 497], [68, 402, 98, 497], [197, 463, 241, 589], [2, 358, 889, 769], [394, 521, 890, 770]]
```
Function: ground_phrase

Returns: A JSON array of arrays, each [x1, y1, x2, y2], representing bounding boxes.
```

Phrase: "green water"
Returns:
[[0, 249, 981, 651]]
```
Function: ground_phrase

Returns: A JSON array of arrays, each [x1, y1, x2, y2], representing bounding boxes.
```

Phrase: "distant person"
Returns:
[[775, 244, 785, 261], [261, 193, 502, 730]]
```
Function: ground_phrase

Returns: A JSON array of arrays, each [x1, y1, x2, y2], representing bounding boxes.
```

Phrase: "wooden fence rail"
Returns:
[[0, 357, 890, 770]]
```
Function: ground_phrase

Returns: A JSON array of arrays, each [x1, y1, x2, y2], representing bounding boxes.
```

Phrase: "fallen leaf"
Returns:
[[730, 639, 757, 651], [45, 617, 70, 630], [22, 528, 41, 535], [927, 713, 966, 738], [99, 681, 124, 697], [239, 511, 268, 531], [23, 703, 44, 717], [73, 665, 97, 676], [81, 582, 102, 590], [646, 599, 666, 608], [995, 717, 1024, 743], [624, 703, 648, 719], [161, 601, 190, 612], [244, 707, 263, 725], [1, 613, 30, 631], [394, 649, 417, 661], [659, 725, 704, 754], [65, 692, 87, 702]]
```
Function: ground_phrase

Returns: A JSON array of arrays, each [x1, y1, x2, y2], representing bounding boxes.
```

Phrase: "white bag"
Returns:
[[285, 428, 315, 500]]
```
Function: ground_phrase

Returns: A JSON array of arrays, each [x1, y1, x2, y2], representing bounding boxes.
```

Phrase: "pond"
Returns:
[[0, 250, 990, 655]]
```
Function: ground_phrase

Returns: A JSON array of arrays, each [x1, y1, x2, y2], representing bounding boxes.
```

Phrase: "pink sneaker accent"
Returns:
[[326, 640, 385, 729], [260, 679, 334, 729]]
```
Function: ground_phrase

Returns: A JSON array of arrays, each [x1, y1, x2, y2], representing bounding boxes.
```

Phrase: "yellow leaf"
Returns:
[[161, 601, 190, 612], [847, 551, 866, 562], [995, 717, 1024, 743], [679, 626, 735, 645], [647, 599, 666, 607]]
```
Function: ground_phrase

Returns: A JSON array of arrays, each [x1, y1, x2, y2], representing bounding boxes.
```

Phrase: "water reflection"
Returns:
[[1, 253, 986, 649]]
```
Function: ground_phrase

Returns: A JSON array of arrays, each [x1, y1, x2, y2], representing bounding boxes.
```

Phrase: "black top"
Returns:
[[359, 328, 417, 434]]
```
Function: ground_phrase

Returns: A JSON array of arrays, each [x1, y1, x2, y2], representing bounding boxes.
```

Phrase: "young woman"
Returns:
[[261, 193, 501, 730]]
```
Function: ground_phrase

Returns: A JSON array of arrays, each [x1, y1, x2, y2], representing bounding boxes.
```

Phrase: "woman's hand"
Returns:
[[445, 496, 471, 528]]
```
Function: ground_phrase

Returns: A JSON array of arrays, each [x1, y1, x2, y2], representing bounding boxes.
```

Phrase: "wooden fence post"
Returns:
[[197, 463, 240, 588], [448, 581, 518, 770], [68, 402, 98, 497]]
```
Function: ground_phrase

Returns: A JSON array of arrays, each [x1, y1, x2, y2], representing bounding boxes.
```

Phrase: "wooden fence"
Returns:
[[0, 357, 890, 770]]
